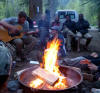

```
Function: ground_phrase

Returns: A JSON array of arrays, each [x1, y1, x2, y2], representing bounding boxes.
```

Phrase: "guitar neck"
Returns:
[[24, 31, 36, 35]]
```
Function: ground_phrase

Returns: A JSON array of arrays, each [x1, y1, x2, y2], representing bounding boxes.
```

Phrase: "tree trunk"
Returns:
[[98, 11, 100, 29], [29, 0, 43, 20]]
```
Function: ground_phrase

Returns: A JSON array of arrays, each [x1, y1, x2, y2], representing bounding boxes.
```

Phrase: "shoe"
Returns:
[[84, 46, 90, 51]]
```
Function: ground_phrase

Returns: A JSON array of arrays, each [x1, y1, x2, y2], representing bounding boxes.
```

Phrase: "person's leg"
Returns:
[[23, 35, 38, 53], [76, 32, 82, 52], [84, 33, 93, 49], [71, 37, 77, 50], [22, 35, 39, 61], [86, 38, 92, 47], [13, 39, 23, 60], [66, 34, 71, 52], [67, 30, 75, 52]]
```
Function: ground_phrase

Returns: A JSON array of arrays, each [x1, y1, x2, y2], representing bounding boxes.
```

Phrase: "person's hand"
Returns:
[[90, 52, 98, 58], [88, 63, 98, 71], [80, 59, 91, 65], [10, 27, 19, 33]]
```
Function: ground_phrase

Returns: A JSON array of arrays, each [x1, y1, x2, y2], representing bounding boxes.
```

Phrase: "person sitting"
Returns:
[[62, 15, 76, 51], [50, 26, 67, 58], [0, 11, 37, 61], [76, 14, 93, 52], [51, 15, 61, 27]]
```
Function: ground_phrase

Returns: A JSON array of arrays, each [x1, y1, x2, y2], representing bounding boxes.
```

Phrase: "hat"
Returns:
[[51, 26, 60, 31]]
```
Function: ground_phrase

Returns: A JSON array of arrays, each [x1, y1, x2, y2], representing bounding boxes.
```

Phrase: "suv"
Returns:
[[56, 10, 78, 23]]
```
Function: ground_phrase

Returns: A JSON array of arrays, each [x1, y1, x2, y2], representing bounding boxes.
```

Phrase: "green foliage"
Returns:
[[0, 0, 29, 20]]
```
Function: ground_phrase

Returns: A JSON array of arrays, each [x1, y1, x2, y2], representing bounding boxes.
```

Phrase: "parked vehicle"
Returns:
[[56, 10, 79, 23]]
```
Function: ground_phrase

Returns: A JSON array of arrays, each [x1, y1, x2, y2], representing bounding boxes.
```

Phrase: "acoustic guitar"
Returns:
[[0, 25, 37, 42], [0, 25, 24, 42]]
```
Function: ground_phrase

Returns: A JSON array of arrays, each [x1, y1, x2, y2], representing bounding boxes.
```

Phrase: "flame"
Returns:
[[43, 38, 60, 72], [43, 38, 68, 89], [29, 38, 68, 89], [29, 78, 43, 88]]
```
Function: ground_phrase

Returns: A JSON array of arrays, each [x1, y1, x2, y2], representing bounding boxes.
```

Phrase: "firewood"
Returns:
[[32, 67, 59, 85]]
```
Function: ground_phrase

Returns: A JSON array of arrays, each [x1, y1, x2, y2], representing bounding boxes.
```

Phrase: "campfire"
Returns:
[[29, 38, 68, 90], [18, 38, 82, 93]]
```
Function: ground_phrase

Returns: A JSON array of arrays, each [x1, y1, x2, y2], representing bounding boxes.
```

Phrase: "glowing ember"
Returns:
[[29, 38, 68, 89], [29, 78, 43, 88]]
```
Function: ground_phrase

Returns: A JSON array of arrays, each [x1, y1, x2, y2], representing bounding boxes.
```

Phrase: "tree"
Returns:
[[0, 0, 29, 19], [29, 0, 43, 19], [88, 0, 100, 27]]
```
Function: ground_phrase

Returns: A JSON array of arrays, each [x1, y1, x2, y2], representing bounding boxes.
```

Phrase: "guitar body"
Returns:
[[0, 25, 24, 42]]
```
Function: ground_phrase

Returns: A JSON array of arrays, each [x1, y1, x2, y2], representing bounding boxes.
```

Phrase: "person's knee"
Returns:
[[14, 39, 23, 48], [76, 32, 82, 40], [84, 33, 93, 39]]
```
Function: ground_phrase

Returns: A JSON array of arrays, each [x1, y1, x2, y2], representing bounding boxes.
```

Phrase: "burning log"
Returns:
[[32, 67, 59, 85]]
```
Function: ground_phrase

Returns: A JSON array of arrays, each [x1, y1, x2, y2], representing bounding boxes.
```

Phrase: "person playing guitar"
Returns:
[[0, 11, 38, 61]]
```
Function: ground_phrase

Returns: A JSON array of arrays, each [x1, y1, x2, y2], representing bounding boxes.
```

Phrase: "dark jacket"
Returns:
[[62, 20, 76, 33], [76, 19, 90, 34]]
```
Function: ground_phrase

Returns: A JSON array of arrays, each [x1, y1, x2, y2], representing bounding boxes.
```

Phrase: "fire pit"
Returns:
[[18, 65, 83, 93], [18, 38, 83, 93]]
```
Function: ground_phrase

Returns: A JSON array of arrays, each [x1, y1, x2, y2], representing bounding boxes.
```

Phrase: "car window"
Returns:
[[70, 14, 75, 19], [58, 12, 66, 19], [67, 11, 75, 19]]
